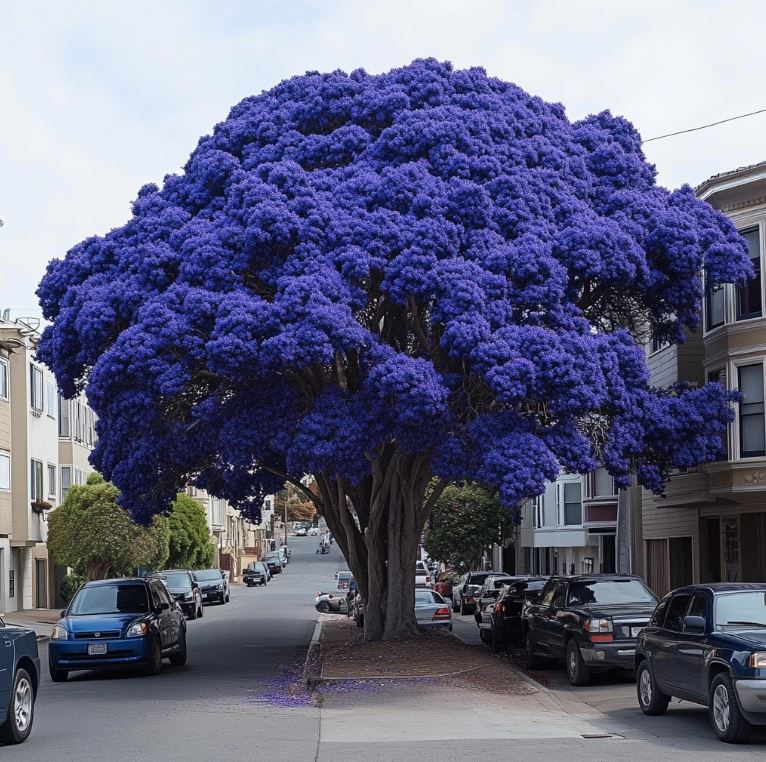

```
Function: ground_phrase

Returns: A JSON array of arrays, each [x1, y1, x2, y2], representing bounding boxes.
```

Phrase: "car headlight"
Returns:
[[750, 653, 766, 668], [126, 621, 151, 637], [51, 624, 68, 640]]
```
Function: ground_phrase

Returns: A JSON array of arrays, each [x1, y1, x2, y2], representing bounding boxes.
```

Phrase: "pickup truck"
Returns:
[[523, 574, 658, 685], [0, 616, 40, 744]]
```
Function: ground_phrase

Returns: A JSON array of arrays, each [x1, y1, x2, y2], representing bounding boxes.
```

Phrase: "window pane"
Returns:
[[61, 466, 71, 500], [706, 286, 724, 329], [0, 360, 8, 399], [47, 464, 56, 497], [594, 467, 613, 496], [739, 364, 765, 457], [58, 395, 70, 437], [737, 229, 762, 320], [0, 453, 9, 490]]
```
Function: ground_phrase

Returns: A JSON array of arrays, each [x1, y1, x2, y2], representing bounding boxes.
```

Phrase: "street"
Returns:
[[5, 544, 766, 761]]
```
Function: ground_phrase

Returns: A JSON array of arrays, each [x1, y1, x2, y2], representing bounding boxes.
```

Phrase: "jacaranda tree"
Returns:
[[38, 60, 751, 640]]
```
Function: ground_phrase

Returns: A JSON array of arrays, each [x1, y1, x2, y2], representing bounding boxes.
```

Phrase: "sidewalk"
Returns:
[[2, 607, 60, 639], [313, 617, 638, 744]]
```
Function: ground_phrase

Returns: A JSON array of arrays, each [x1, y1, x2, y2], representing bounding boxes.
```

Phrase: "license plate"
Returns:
[[630, 626, 643, 638], [88, 642, 107, 656]]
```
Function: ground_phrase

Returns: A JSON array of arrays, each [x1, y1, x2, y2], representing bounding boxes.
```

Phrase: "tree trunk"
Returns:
[[85, 559, 111, 580]]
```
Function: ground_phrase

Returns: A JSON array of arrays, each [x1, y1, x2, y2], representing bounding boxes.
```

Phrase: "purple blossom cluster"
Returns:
[[37, 59, 751, 522]]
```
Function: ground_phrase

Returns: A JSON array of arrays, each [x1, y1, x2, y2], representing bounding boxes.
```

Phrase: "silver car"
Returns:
[[415, 589, 452, 630]]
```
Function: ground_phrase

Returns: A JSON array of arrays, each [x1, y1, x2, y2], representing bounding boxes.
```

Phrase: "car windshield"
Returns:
[[69, 584, 149, 615], [194, 570, 222, 582], [158, 572, 190, 588], [469, 573, 491, 585], [567, 579, 656, 606], [415, 591, 437, 605], [716, 592, 766, 627]]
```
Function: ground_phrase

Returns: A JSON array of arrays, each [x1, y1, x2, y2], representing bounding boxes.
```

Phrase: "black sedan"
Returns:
[[192, 569, 228, 605], [151, 570, 203, 619], [636, 583, 766, 743]]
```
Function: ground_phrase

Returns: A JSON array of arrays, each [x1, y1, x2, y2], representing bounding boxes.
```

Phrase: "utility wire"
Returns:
[[643, 108, 766, 143]]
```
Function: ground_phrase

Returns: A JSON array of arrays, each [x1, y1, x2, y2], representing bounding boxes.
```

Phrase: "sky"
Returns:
[[2, 0, 766, 314]]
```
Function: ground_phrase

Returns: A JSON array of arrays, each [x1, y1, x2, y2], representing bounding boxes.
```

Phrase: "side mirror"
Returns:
[[158, 602, 170, 612], [683, 615, 706, 634], [60, 609, 67, 618]]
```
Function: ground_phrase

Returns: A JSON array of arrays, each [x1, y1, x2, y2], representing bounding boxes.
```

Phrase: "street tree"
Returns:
[[167, 492, 216, 569], [424, 483, 511, 571], [38, 60, 750, 639], [48, 473, 169, 579]]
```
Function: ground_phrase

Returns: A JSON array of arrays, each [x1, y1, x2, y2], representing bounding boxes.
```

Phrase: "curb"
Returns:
[[304, 617, 324, 690]]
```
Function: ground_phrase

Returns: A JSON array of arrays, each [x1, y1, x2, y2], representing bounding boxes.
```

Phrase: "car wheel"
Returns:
[[317, 601, 331, 613], [188, 604, 198, 621], [566, 639, 591, 686], [709, 672, 751, 743], [49, 663, 68, 683], [198, 602, 204, 618], [524, 631, 544, 670], [0, 668, 35, 744], [225, 594, 230, 603], [636, 661, 670, 716], [460, 599, 466, 616], [169, 632, 188, 667], [146, 638, 163, 676]]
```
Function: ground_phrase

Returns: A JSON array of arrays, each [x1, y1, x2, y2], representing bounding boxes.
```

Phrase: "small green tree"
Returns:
[[166, 493, 215, 569], [48, 472, 169, 579], [424, 483, 513, 571]]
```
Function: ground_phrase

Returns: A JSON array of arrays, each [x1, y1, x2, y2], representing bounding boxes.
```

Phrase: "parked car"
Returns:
[[452, 571, 499, 615], [0, 615, 40, 744], [309, 527, 319, 536], [243, 561, 269, 587], [336, 571, 354, 592], [48, 577, 187, 682], [150, 570, 203, 619], [473, 575, 523, 624], [478, 578, 548, 651], [524, 574, 658, 685], [263, 553, 284, 574], [635, 583, 766, 743], [434, 571, 460, 601], [415, 569, 433, 589], [296, 527, 307, 537], [193, 569, 228, 604], [315, 591, 348, 613], [415, 589, 452, 631]]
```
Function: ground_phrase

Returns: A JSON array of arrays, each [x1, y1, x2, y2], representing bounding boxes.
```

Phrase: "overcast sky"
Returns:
[[2, 0, 765, 314]]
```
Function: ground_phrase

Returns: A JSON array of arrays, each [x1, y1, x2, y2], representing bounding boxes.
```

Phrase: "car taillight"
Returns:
[[585, 618, 614, 642], [494, 602, 505, 615], [432, 607, 451, 620]]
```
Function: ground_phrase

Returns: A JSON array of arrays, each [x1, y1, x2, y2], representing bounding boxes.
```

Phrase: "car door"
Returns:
[[653, 592, 692, 692], [674, 593, 711, 700], [532, 580, 567, 656], [0, 621, 13, 720], [149, 582, 172, 650]]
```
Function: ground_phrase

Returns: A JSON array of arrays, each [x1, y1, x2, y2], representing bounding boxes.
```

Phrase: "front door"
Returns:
[[674, 593, 710, 700], [655, 592, 692, 690]]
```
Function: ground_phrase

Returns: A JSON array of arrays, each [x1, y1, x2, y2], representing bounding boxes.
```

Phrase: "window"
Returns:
[[47, 464, 56, 498], [30, 365, 43, 411], [688, 594, 708, 621], [58, 395, 70, 437], [0, 451, 10, 490], [9, 570, 14, 598], [46, 380, 56, 418], [563, 482, 582, 526], [708, 368, 728, 460], [737, 228, 762, 321], [540, 579, 558, 606], [593, 466, 614, 497], [552, 581, 568, 608], [706, 285, 725, 330], [30, 459, 43, 501], [533, 494, 544, 528], [0, 357, 8, 400], [739, 364, 765, 457], [74, 468, 84, 486], [650, 597, 669, 627], [650, 334, 669, 353], [664, 593, 692, 632], [582, 557, 594, 574], [60, 466, 72, 501]]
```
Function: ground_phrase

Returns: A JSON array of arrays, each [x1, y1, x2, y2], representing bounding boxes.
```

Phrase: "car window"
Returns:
[[665, 594, 692, 632], [160, 572, 191, 589], [70, 584, 149, 615], [415, 590, 435, 605], [567, 579, 657, 606], [715, 591, 766, 627], [148, 582, 162, 609], [540, 579, 558, 606], [552, 581, 568, 608], [650, 598, 669, 626], [688, 594, 708, 620]]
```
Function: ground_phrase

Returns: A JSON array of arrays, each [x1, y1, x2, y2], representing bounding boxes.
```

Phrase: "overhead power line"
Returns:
[[643, 108, 766, 143]]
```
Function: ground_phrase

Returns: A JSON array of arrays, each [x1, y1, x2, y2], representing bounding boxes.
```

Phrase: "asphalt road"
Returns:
[[4, 537, 342, 761]]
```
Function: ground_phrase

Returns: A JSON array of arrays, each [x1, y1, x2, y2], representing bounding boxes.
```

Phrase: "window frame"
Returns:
[[29, 364, 44, 412], [46, 380, 56, 419], [60, 465, 72, 501], [0, 357, 8, 401], [736, 226, 763, 322], [30, 459, 44, 501], [0, 450, 10, 491], [562, 481, 582, 526], [47, 463, 57, 499], [664, 593, 693, 633], [736, 361, 766, 459]]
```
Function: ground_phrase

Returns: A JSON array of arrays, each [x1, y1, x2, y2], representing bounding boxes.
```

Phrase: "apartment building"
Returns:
[[641, 162, 766, 596], [0, 338, 12, 610], [517, 469, 618, 576]]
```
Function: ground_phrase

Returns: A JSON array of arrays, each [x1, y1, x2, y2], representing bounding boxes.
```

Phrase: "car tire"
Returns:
[[169, 633, 188, 667], [198, 603, 204, 618], [188, 604, 198, 621], [566, 639, 591, 686], [524, 631, 544, 670], [460, 599, 466, 616], [317, 602, 331, 613], [0, 668, 35, 744], [636, 661, 670, 716], [225, 593, 230, 603], [709, 672, 751, 743], [146, 638, 163, 676], [49, 664, 68, 683]]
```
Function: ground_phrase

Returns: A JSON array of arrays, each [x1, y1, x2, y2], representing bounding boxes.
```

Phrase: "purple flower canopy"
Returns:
[[37, 59, 750, 523]]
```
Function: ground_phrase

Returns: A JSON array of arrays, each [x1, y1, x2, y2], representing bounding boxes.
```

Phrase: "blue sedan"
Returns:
[[636, 583, 766, 743], [49, 577, 187, 681], [0, 615, 40, 745]]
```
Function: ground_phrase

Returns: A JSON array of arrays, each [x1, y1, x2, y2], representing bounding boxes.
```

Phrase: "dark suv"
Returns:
[[150, 570, 203, 620], [635, 583, 766, 744], [523, 574, 658, 685]]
